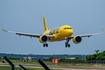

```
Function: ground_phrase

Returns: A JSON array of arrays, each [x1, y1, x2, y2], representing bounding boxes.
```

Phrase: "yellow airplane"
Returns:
[[2, 16, 104, 48]]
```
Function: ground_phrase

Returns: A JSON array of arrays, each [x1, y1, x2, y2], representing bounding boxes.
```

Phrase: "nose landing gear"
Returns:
[[65, 42, 70, 48], [65, 43, 70, 48], [65, 38, 71, 48]]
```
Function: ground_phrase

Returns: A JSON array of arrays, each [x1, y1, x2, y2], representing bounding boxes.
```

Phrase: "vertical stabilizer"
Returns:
[[43, 16, 49, 32]]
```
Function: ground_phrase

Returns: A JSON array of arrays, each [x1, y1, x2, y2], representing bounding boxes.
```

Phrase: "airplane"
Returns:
[[2, 16, 104, 48]]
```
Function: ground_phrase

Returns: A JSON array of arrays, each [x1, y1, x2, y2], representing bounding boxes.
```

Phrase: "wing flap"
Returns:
[[79, 27, 104, 38], [69, 27, 104, 39], [2, 25, 41, 38], [16, 32, 41, 38]]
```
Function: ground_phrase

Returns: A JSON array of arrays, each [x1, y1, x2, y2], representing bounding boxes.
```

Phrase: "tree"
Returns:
[[95, 50, 99, 54], [86, 50, 105, 61], [86, 55, 92, 60], [100, 56, 105, 60]]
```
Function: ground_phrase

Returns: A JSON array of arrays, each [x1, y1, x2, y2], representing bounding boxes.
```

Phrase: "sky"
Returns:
[[0, 0, 105, 55]]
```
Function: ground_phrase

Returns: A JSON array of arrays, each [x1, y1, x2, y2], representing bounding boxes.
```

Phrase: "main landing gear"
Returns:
[[65, 39, 70, 48], [43, 43, 48, 47], [42, 39, 71, 48], [65, 42, 70, 48]]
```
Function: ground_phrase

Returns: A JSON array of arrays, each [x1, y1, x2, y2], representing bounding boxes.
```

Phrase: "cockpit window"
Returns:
[[64, 28, 72, 30]]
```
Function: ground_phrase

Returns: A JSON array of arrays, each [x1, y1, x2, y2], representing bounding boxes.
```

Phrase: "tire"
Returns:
[[68, 44, 70, 48], [46, 44, 48, 47], [65, 42, 68, 48], [43, 44, 45, 47]]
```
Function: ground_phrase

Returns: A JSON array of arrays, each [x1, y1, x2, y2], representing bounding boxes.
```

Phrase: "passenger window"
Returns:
[[49, 31, 53, 35]]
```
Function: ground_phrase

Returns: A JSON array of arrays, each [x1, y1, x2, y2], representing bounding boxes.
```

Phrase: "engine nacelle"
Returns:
[[72, 36, 82, 44], [39, 35, 48, 43]]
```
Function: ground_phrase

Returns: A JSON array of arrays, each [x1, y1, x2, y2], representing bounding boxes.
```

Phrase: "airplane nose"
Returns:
[[63, 29, 73, 36], [60, 29, 73, 37], [69, 29, 73, 35]]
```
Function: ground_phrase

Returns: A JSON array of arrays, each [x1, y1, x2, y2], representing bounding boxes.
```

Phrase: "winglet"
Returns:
[[102, 27, 104, 33], [2, 25, 8, 32]]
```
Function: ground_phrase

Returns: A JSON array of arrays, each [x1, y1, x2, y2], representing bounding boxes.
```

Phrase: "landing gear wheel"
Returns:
[[65, 42, 70, 48], [43, 43, 48, 47], [43, 44, 46, 47], [65, 42, 67, 48], [46, 44, 48, 47], [68, 44, 70, 48]]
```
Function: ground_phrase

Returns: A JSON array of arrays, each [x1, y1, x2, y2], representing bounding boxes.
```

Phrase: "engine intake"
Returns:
[[39, 35, 48, 43], [72, 36, 82, 44]]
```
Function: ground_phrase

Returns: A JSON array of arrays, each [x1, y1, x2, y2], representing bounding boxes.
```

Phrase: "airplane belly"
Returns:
[[48, 33, 66, 42]]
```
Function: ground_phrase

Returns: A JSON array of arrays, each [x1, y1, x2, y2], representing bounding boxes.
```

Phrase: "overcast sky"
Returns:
[[0, 0, 105, 55]]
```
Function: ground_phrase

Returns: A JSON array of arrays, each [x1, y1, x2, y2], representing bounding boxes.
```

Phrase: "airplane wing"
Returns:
[[70, 27, 104, 38], [2, 25, 41, 38]]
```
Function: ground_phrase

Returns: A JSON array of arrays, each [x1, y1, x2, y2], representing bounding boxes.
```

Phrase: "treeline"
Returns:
[[58, 58, 86, 63], [86, 50, 105, 60]]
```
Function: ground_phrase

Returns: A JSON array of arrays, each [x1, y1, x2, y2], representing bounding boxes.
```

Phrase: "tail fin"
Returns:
[[43, 16, 49, 32]]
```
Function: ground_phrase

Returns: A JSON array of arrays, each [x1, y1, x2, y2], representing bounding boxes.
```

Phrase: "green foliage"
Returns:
[[59, 58, 86, 63], [86, 50, 105, 60], [9, 57, 20, 60], [75, 57, 80, 60]]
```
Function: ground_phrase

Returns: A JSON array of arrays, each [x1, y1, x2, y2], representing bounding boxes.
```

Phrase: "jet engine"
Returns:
[[39, 35, 48, 43], [72, 36, 82, 44]]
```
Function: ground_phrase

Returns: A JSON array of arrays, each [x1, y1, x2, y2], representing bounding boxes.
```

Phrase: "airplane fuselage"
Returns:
[[43, 25, 73, 42]]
